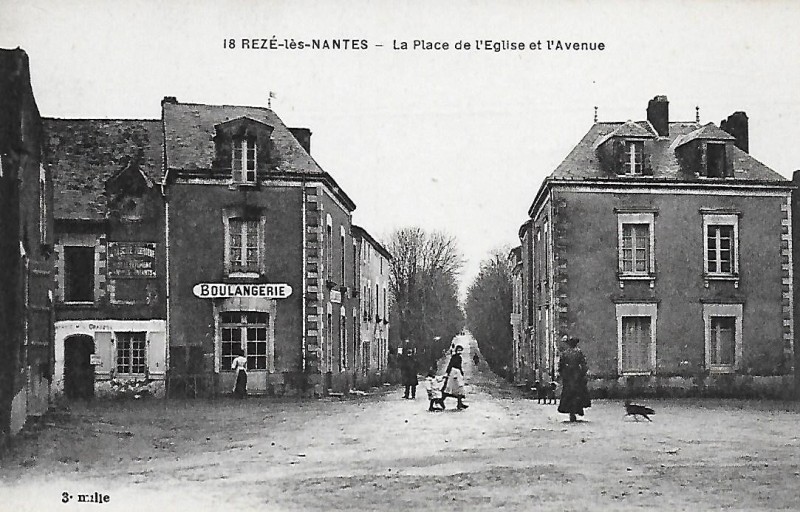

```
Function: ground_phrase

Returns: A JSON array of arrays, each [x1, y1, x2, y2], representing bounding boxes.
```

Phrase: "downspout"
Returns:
[[301, 175, 307, 372], [164, 190, 170, 377]]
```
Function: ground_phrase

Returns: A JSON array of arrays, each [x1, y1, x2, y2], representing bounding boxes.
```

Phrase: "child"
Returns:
[[424, 372, 445, 411]]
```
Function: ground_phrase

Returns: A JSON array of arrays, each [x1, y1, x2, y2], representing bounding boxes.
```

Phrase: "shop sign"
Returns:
[[107, 242, 157, 278], [90, 355, 102, 365], [192, 283, 293, 299], [330, 290, 342, 304]]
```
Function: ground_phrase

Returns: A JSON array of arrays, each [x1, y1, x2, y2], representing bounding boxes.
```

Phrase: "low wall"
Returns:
[[588, 373, 796, 400]]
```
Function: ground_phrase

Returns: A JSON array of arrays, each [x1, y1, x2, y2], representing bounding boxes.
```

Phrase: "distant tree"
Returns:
[[465, 248, 513, 380], [387, 227, 464, 372]]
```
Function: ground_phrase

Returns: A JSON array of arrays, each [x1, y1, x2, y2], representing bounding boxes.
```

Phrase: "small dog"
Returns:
[[532, 381, 558, 404], [624, 400, 655, 421]]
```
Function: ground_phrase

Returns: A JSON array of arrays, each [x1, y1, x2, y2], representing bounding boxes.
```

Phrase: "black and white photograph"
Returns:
[[2, 1, 800, 510]]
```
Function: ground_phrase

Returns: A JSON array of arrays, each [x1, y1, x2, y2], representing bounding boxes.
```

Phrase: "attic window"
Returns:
[[625, 141, 644, 175], [706, 143, 726, 178], [232, 138, 257, 184]]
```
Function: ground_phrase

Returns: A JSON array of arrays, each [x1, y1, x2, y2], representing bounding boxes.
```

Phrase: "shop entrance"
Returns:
[[64, 334, 95, 399]]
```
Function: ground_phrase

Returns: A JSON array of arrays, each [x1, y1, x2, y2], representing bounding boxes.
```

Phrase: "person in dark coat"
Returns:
[[443, 345, 468, 409], [401, 350, 418, 399], [557, 335, 591, 422]]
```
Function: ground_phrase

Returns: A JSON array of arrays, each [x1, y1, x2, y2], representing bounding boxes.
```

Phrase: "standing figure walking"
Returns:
[[401, 348, 418, 399], [231, 348, 248, 399], [443, 345, 469, 410], [557, 335, 591, 421]]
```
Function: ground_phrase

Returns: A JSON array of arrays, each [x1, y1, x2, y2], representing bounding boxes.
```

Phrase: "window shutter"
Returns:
[[612, 139, 626, 175], [642, 140, 654, 175], [94, 331, 114, 378], [148, 331, 166, 378]]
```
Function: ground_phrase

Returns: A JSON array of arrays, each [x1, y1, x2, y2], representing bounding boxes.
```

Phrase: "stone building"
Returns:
[[352, 225, 392, 388], [517, 96, 794, 397], [162, 98, 371, 396], [43, 96, 389, 398], [44, 118, 167, 398], [0, 48, 55, 440]]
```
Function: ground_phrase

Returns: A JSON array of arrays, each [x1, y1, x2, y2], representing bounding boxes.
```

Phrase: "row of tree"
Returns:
[[385, 226, 513, 380], [464, 249, 514, 380], [386, 227, 464, 373]]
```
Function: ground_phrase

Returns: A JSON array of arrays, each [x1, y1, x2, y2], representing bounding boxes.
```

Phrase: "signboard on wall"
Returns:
[[107, 242, 157, 278], [192, 283, 293, 299]]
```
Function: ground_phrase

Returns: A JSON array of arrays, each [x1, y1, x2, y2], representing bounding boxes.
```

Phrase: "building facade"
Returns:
[[44, 118, 167, 398], [517, 96, 794, 397], [352, 225, 392, 388], [0, 48, 55, 440], [163, 98, 375, 396]]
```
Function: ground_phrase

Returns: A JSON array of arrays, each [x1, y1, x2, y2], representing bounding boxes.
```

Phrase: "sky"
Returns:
[[3, 0, 800, 298]]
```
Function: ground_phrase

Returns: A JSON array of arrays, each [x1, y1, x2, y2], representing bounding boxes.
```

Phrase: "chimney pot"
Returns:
[[646, 95, 669, 137], [289, 127, 312, 155], [161, 96, 178, 105], [720, 111, 749, 153]]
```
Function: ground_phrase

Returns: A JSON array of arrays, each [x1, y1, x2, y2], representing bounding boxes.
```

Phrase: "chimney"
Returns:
[[289, 127, 312, 154], [161, 96, 178, 105], [647, 95, 669, 137], [720, 111, 749, 153]]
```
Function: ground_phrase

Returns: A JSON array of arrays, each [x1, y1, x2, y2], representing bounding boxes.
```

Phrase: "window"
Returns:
[[221, 311, 269, 370], [232, 138, 257, 183], [703, 212, 739, 281], [340, 227, 346, 285], [703, 304, 742, 373], [625, 141, 644, 175], [229, 218, 260, 274], [39, 165, 47, 245], [616, 303, 657, 375], [339, 307, 346, 371], [617, 212, 655, 282], [621, 224, 649, 273], [706, 143, 726, 178], [116, 332, 146, 375], [326, 311, 333, 371], [64, 246, 94, 302], [325, 215, 333, 282]]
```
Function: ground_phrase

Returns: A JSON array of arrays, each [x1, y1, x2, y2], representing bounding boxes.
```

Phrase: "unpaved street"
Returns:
[[2, 334, 800, 511]]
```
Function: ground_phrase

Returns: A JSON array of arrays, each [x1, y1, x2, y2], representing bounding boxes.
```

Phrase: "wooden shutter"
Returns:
[[94, 331, 114, 378], [148, 331, 166, 378]]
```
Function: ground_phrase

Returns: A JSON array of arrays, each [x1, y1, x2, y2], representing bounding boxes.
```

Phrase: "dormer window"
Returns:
[[233, 138, 257, 184], [706, 143, 726, 178], [625, 141, 644, 175]]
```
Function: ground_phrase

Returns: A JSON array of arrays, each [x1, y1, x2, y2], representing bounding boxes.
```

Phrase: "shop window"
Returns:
[[221, 312, 269, 371], [116, 332, 146, 375]]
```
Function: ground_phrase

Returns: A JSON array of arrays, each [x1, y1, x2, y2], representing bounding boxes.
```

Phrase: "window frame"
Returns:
[[624, 140, 644, 176], [232, 137, 257, 184], [219, 311, 271, 372], [223, 213, 266, 278], [617, 212, 655, 285], [702, 212, 739, 285], [616, 302, 657, 376], [703, 303, 743, 373], [63, 245, 96, 304], [115, 331, 147, 377]]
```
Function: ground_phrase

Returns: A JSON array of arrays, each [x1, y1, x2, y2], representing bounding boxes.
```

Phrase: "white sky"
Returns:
[[3, 0, 800, 297]]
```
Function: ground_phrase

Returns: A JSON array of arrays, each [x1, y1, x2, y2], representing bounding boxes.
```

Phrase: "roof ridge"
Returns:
[[43, 117, 160, 122]]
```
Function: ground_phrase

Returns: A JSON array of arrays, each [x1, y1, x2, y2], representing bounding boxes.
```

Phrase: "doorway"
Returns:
[[64, 334, 95, 399]]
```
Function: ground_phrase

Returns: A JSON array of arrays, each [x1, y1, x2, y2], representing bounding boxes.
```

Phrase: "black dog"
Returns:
[[532, 381, 558, 404], [624, 400, 655, 421]]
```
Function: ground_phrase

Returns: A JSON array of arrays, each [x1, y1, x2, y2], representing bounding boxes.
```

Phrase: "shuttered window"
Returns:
[[621, 316, 651, 373]]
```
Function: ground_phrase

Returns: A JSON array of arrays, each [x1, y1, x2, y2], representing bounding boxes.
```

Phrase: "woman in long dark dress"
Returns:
[[231, 348, 248, 399], [557, 336, 591, 422], [443, 345, 468, 410]]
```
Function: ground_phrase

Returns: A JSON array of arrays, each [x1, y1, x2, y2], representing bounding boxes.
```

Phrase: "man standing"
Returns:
[[401, 345, 418, 399]]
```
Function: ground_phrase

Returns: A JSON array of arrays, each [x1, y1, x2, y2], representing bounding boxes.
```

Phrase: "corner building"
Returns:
[[163, 98, 360, 395], [517, 96, 794, 397]]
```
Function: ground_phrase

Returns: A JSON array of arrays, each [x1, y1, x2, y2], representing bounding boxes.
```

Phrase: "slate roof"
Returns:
[[551, 121, 785, 182], [352, 225, 392, 261], [42, 118, 163, 220], [162, 101, 323, 175]]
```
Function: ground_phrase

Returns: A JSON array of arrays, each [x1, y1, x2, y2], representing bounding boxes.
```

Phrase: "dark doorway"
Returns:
[[64, 335, 95, 399]]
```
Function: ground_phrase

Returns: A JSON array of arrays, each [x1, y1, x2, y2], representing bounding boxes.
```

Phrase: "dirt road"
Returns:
[[2, 334, 800, 511]]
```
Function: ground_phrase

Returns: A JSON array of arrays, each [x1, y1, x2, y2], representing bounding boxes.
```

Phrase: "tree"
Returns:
[[465, 248, 513, 380], [387, 227, 464, 372]]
